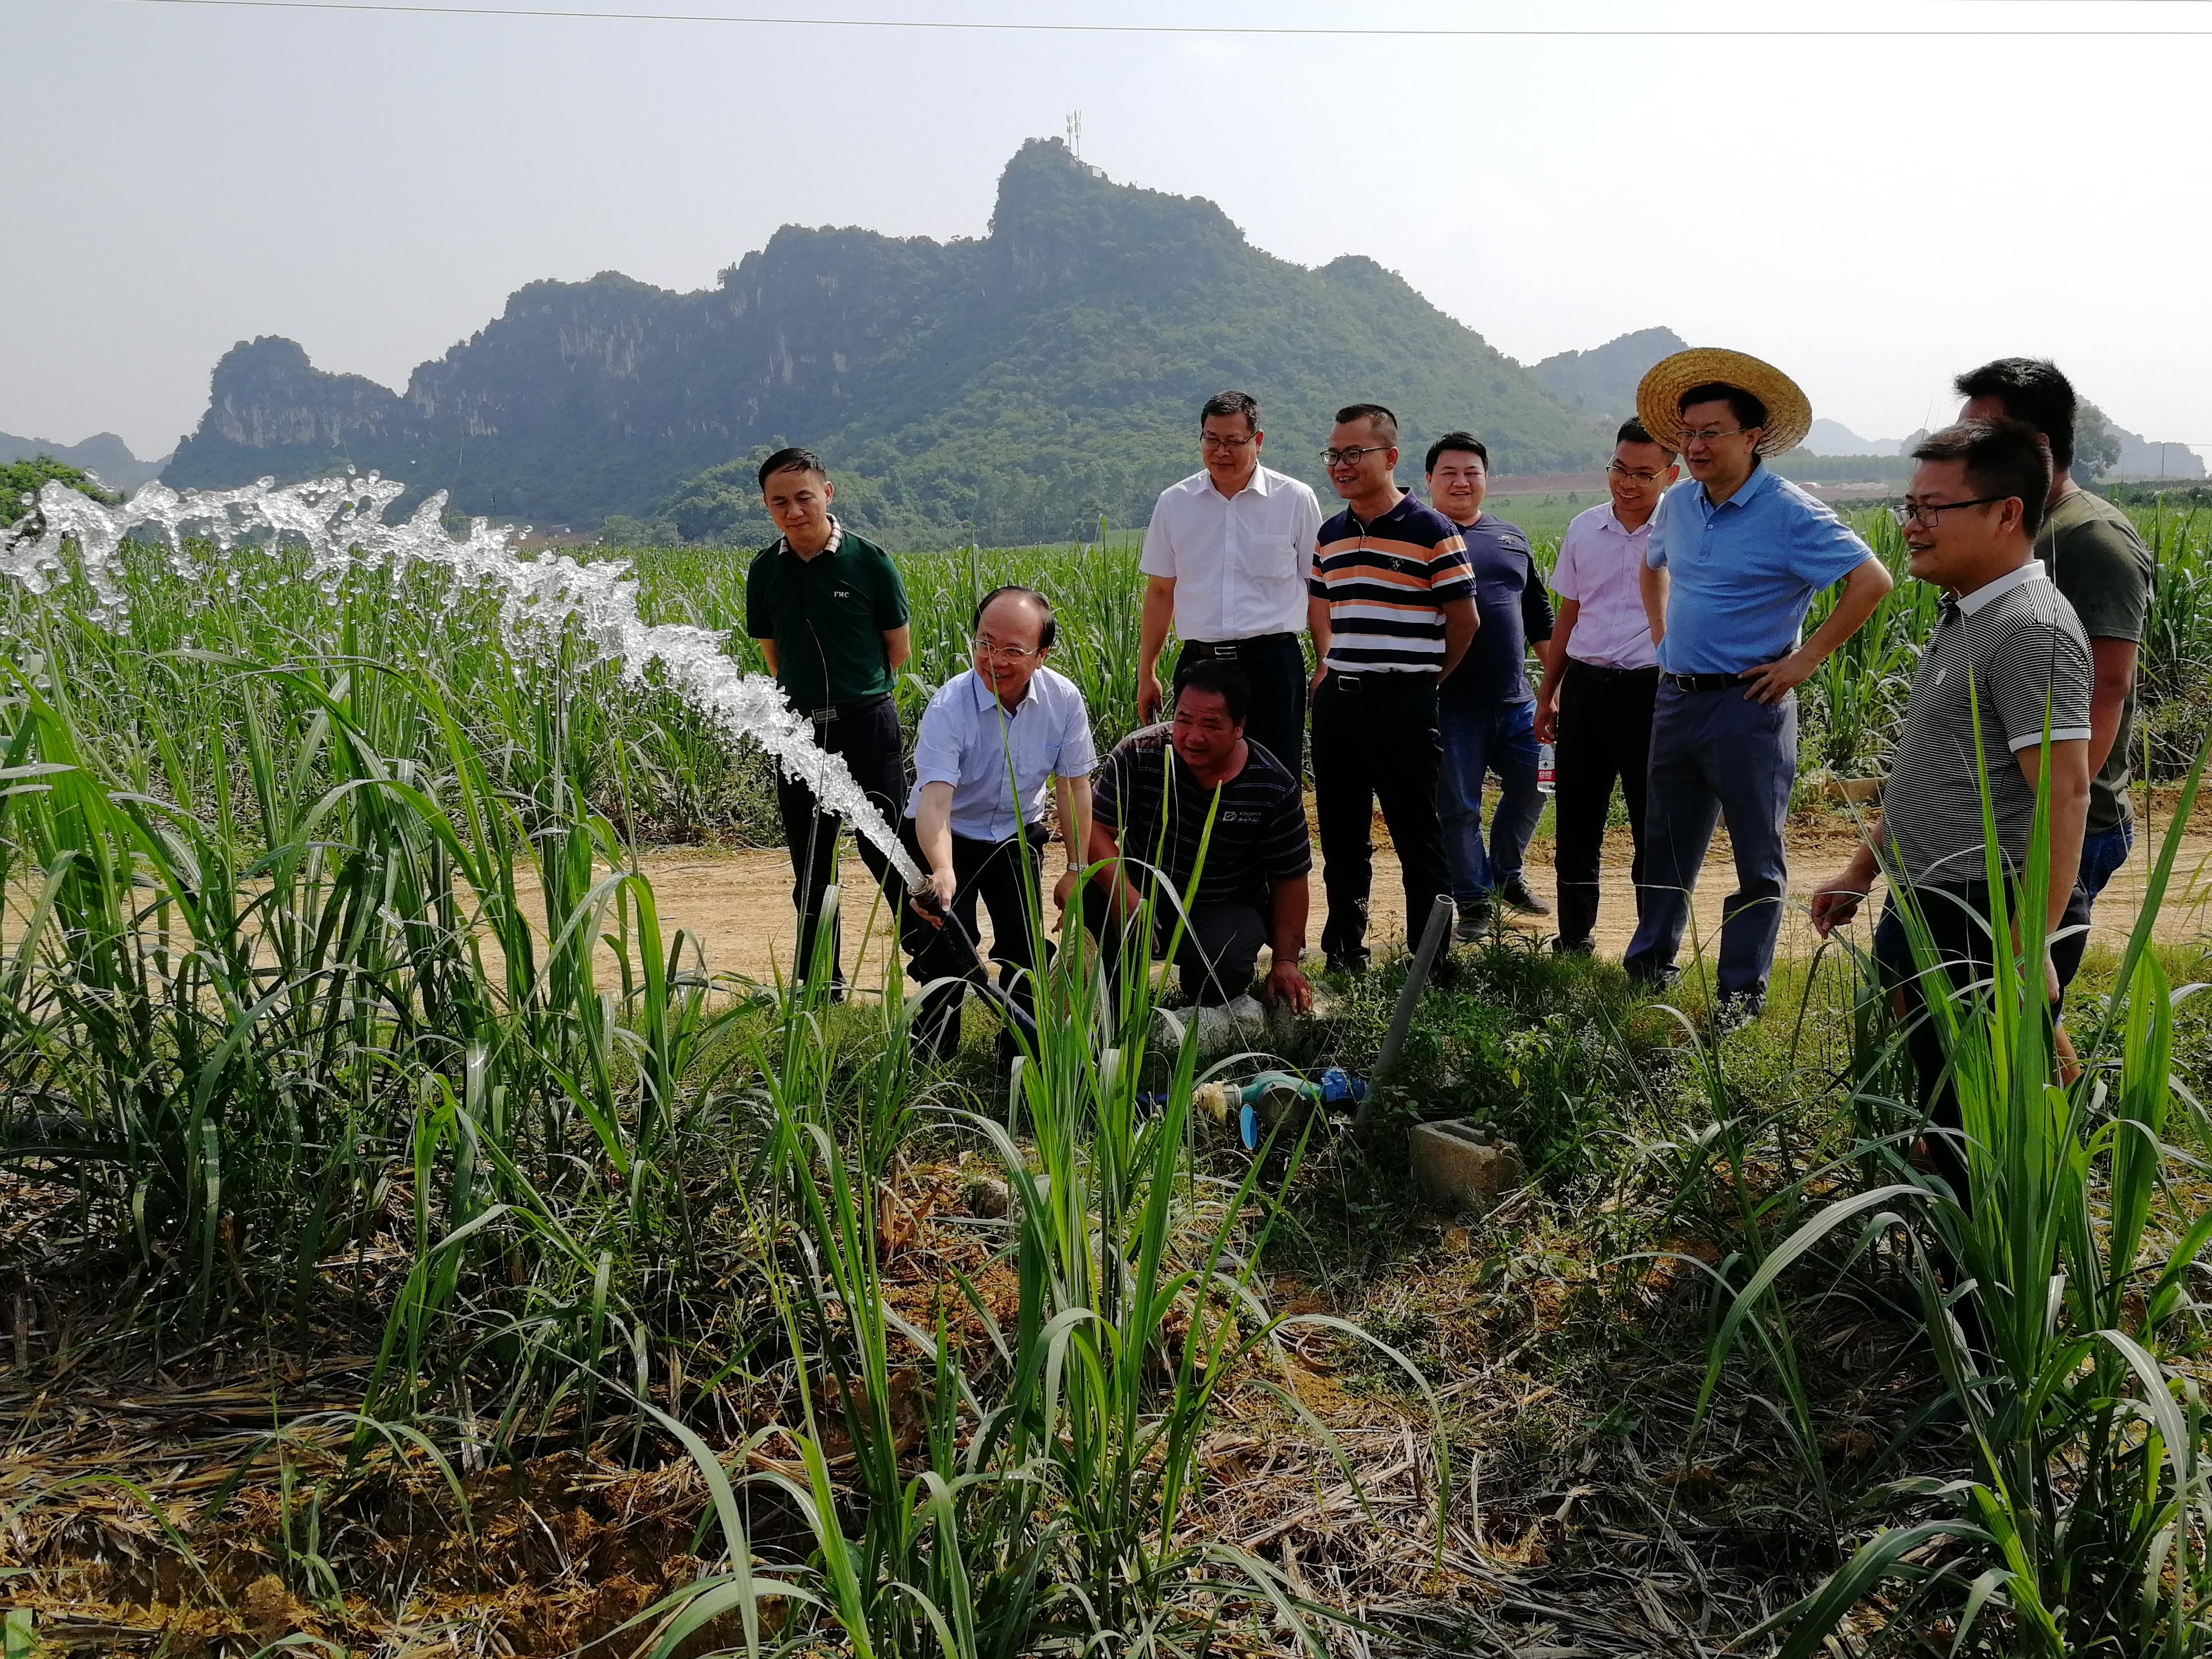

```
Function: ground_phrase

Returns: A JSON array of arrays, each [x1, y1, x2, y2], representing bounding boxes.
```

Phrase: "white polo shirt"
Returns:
[[1138, 463, 1323, 642]]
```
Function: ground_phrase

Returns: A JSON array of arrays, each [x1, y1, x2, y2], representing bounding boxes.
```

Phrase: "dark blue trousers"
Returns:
[[1623, 683, 1796, 1001]]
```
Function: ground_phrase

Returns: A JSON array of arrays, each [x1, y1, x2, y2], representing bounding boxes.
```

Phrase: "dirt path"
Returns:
[[585, 818, 2212, 990]]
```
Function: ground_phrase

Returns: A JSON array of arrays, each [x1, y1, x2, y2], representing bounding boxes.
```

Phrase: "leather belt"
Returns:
[[1661, 672, 1746, 693], [800, 692, 892, 722], [1185, 632, 1294, 659], [1326, 670, 1437, 693], [1569, 659, 1661, 681]]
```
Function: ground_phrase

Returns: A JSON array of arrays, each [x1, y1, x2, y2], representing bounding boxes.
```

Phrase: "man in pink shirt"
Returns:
[[1534, 419, 1679, 953]]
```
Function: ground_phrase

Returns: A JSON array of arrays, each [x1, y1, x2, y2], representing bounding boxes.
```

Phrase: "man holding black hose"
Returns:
[[745, 446, 912, 997], [901, 585, 1095, 1066]]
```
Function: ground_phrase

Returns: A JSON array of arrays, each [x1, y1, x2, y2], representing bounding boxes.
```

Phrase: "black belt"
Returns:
[[1325, 670, 1437, 693], [1569, 659, 1661, 682], [800, 692, 892, 722], [1184, 632, 1295, 659], [1661, 671, 1747, 693]]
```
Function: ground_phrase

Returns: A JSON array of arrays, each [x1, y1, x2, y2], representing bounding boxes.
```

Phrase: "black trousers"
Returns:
[[773, 695, 909, 991], [1080, 881, 1270, 1007], [1310, 672, 1449, 966], [1873, 879, 2092, 1210], [1553, 661, 1660, 949], [1176, 633, 1307, 780], [898, 818, 1050, 1061]]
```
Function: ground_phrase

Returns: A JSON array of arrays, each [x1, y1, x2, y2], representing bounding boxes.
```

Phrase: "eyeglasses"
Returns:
[[972, 636, 1041, 663], [1890, 495, 2011, 530], [1201, 433, 1255, 452], [1678, 426, 1753, 446], [1319, 444, 1392, 467], [1607, 462, 1665, 482]]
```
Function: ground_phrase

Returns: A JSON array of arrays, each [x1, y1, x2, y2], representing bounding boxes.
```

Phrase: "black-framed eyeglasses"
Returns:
[[1201, 433, 1255, 452], [1320, 444, 1391, 467], [1607, 462, 1665, 482], [1890, 495, 2011, 530]]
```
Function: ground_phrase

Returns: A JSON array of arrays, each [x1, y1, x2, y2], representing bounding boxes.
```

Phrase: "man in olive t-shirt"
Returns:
[[743, 446, 913, 995], [1958, 359, 2153, 905]]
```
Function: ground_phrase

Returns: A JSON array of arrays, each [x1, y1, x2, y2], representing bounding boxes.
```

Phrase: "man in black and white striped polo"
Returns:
[[1809, 418, 2093, 1204]]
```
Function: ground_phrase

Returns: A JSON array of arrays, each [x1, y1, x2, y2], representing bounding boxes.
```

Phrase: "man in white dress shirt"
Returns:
[[1532, 419, 1679, 953], [1136, 390, 1326, 778], [901, 586, 1097, 1065]]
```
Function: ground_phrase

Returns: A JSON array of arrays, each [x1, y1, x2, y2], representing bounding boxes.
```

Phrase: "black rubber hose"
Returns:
[[908, 885, 1041, 1048]]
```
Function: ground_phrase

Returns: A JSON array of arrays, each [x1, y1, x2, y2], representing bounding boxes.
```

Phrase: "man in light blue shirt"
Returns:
[[901, 585, 1098, 1063], [1624, 352, 1893, 1016]]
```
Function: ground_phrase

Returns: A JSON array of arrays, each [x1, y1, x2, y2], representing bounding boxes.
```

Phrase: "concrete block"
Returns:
[[1409, 1119, 1524, 1210]]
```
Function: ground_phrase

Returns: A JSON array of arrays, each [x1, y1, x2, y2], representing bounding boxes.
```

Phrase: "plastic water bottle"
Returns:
[[1536, 742, 1556, 795]]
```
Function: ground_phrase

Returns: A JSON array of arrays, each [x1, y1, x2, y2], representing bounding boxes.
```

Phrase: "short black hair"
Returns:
[[1335, 402, 1399, 446], [1677, 382, 1768, 433], [1911, 418, 2053, 538], [756, 447, 828, 492], [1171, 657, 1250, 726], [1200, 390, 1261, 431], [972, 584, 1057, 651], [1617, 417, 1677, 463], [1424, 430, 1488, 475], [1952, 357, 2078, 472]]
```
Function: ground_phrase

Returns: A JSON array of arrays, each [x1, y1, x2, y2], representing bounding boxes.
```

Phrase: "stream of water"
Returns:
[[1, 473, 925, 887]]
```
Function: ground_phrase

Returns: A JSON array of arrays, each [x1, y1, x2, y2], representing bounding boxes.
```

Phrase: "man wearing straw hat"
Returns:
[[1622, 350, 1893, 1017]]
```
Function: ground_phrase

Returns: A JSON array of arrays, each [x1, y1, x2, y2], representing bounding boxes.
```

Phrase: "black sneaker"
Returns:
[[1324, 951, 1369, 977], [1453, 900, 1493, 944], [1497, 876, 1550, 916], [1553, 935, 1594, 957]]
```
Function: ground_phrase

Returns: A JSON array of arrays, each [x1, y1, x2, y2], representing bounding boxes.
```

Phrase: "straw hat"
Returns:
[[1635, 347, 1812, 457]]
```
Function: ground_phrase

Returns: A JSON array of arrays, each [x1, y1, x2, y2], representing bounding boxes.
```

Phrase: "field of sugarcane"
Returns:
[[5, 491, 2212, 1657]]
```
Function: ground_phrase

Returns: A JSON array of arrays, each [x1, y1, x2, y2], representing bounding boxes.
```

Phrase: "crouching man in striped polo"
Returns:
[[1808, 419, 2093, 1207]]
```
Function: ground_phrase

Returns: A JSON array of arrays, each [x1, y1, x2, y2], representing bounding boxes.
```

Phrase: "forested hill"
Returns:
[[162, 140, 1611, 547]]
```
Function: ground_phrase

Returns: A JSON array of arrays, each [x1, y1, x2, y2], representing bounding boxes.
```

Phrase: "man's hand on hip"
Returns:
[[1740, 649, 1815, 706]]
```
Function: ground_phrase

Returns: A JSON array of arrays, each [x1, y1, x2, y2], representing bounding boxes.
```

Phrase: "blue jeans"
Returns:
[[1437, 698, 1544, 905], [2077, 821, 2133, 904], [1623, 684, 1797, 1001]]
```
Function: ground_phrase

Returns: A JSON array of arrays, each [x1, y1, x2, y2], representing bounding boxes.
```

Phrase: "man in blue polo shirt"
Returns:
[[1623, 351, 1893, 1017], [902, 585, 1096, 1064]]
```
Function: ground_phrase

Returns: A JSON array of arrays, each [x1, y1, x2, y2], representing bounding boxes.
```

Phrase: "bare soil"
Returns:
[[549, 816, 2212, 991]]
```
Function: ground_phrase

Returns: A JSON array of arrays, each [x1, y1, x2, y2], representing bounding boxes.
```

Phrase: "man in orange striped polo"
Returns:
[[1307, 402, 1479, 972]]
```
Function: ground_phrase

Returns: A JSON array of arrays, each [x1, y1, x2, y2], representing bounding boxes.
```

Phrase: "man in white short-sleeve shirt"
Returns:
[[1137, 389, 1324, 778], [1534, 419, 1679, 953], [900, 585, 1097, 1066]]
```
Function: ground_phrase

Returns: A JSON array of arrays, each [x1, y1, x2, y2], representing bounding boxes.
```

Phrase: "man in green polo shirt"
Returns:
[[744, 447, 913, 995]]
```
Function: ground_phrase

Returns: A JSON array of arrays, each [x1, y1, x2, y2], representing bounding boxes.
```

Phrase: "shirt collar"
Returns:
[[779, 515, 843, 559], [1346, 489, 1414, 535], [1704, 462, 1778, 512], [1605, 505, 1652, 536], [1206, 463, 1273, 500], [969, 665, 1037, 715], [1954, 559, 2044, 616]]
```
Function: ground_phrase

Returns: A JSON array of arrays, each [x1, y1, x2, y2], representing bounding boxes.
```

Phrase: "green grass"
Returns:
[[4, 497, 2212, 1653]]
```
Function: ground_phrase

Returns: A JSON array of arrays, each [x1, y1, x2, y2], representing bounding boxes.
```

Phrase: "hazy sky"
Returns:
[[9, 0, 2212, 463]]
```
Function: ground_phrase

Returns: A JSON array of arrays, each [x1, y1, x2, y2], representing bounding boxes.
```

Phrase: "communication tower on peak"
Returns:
[[1064, 110, 1083, 160]]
